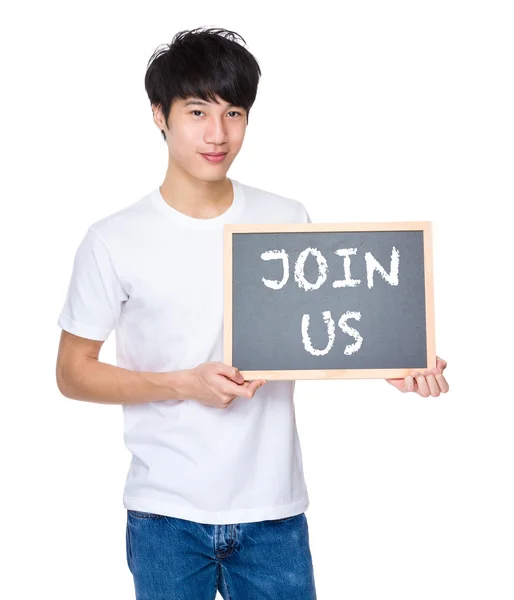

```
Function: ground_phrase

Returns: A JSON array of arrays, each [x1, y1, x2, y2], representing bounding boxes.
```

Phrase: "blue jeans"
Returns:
[[126, 509, 317, 599]]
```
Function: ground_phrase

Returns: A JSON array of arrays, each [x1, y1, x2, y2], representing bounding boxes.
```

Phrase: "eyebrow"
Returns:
[[183, 98, 242, 109]]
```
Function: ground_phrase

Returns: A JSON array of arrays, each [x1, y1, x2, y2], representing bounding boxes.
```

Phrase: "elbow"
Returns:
[[56, 366, 74, 399]]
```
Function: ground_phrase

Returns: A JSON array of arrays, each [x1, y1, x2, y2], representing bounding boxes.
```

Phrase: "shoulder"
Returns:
[[86, 190, 156, 245], [237, 180, 309, 223]]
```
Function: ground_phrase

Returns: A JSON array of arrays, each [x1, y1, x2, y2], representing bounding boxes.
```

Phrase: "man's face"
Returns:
[[153, 94, 247, 182]]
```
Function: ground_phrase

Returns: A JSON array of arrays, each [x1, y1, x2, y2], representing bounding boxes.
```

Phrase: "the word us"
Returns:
[[302, 310, 363, 357]]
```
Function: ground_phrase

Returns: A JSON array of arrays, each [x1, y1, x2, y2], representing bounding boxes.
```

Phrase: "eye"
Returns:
[[190, 110, 243, 117]]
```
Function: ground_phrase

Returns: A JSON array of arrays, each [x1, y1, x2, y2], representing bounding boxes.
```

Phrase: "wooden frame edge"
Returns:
[[224, 221, 432, 234], [424, 222, 437, 370], [238, 368, 433, 380], [223, 224, 233, 367]]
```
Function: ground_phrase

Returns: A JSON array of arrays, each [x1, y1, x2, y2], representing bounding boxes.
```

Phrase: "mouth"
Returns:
[[200, 152, 227, 163]]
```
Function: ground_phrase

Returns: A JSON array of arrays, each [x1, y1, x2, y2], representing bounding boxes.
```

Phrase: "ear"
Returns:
[[152, 103, 166, 131]]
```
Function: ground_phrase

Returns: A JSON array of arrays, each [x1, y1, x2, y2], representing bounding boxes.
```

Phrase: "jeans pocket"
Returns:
[[127, 509, 166, 519]]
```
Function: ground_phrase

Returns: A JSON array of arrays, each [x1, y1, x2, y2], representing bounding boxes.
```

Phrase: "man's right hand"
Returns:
[[180, 361, 267, 409]]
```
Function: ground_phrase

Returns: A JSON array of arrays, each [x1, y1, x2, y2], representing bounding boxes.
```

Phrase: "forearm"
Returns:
[[58, 357, 192, 405]]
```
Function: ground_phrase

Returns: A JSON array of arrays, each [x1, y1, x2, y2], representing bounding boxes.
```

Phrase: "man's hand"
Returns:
[[181, 361, 267, 409], [386, 355, 449, 397]]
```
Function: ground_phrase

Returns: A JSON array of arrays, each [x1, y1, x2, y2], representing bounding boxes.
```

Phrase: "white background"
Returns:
[[1, 1, 512, 598]]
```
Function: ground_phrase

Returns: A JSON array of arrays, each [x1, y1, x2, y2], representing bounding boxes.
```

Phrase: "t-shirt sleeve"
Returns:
[[299, 203, 312, 223], [57, 227, 128, 341]]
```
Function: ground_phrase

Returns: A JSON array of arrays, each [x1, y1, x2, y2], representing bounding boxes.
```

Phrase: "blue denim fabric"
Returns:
[[126, 509, 317, 599]]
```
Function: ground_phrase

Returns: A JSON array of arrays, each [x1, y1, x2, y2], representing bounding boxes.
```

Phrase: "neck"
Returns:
[[159, 156, 233, 219]]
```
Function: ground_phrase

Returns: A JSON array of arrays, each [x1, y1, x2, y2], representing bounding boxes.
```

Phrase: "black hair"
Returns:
[[144, 27, 262, 142]]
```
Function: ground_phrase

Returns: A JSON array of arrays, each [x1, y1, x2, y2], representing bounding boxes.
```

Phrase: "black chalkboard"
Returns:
[[224, 222, 436, 380]]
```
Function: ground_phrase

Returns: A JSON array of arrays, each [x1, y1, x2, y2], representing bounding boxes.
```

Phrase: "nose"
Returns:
[[204, 116, 229, 146]]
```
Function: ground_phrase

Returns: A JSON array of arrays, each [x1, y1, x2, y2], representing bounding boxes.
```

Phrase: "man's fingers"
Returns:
[[425, 373, 440, 397], [435, 372, 450, 393], [217, 363, 244, 384], [243, 379, 267, 397], [412, 372, 430, 397], [221, 379, 266, 399], [220, 380, 248, 397]]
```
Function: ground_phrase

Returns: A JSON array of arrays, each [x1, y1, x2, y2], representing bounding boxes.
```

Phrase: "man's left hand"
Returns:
[[385, 356, 449, 397]]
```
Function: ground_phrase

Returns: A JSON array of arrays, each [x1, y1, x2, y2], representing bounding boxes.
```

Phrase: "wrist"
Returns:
[[166, 369, 193, 400]]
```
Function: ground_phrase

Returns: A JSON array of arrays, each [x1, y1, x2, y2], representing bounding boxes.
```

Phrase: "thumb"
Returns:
[[246, 379, 267, 395], [386, 378, 405, 391]]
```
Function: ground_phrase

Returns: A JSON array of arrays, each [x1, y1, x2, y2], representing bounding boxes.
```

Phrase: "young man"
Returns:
[[56, 27, 449, 599]]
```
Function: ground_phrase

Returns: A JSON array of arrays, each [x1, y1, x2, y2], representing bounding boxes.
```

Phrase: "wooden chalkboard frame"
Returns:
[[224, 221, 436, 380]]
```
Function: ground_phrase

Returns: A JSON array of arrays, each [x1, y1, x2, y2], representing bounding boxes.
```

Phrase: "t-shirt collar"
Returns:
[[150, 177, 245, 230]]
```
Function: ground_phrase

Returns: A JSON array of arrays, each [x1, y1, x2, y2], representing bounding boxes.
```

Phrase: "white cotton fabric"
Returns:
[[57, 178, 312, 525]]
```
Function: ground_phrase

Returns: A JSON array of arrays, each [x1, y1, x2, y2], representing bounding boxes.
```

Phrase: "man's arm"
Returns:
[[55, 330, 266, 407], [55, 330, 188, 405]]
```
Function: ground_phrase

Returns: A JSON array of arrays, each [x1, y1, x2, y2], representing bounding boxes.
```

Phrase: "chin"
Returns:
[[187, 174, 223, 185], [196, 169, 230, 182]]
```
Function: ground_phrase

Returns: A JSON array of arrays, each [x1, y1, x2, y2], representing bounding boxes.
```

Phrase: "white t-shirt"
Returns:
[[57, 178, 312, 525]]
